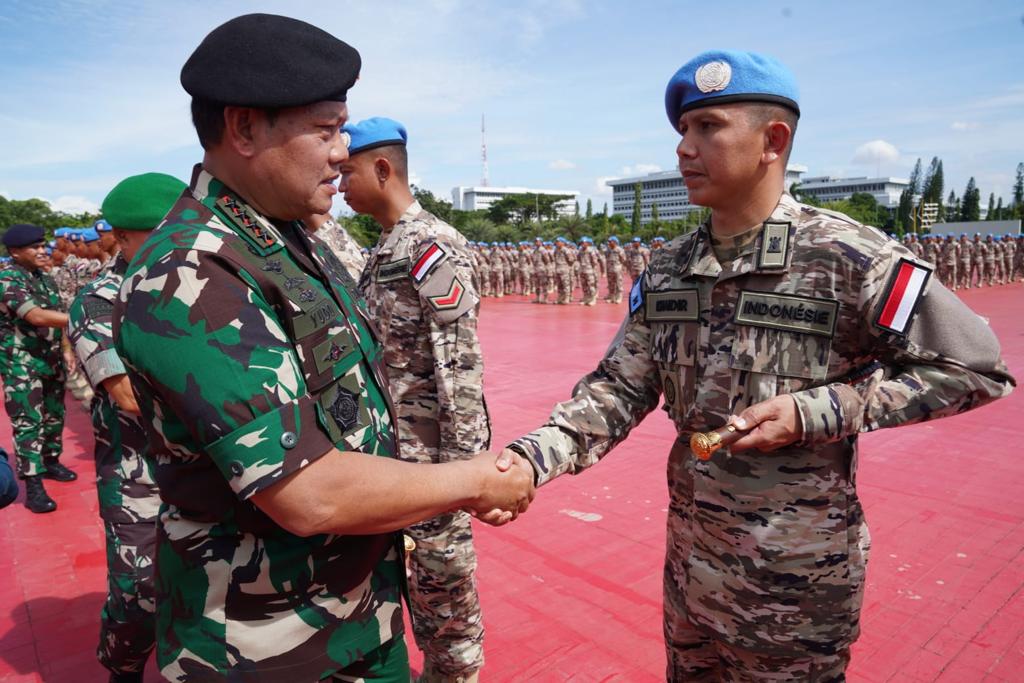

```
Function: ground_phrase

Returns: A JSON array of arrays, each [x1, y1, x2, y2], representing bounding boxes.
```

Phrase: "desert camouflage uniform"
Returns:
[[476, 247, 492, 297], [906, 236, 923, 259], [509, 194, 1014, 679], [971, 238, 987, 287], [53, 254, 96, 405], [1002, 239, 1015, 283], [627, 244, 647, 282], [519, 247, 534, 296], [113, 165, 406, 681], [358, 201, 490, 680], [983, 238, 998, 285], [554, 244, 574, 304], [531, 245, 551, 303], [68, 255, 160, 676], [314, 217, 367, 281], [957, 237, 973, 289], [490, 247, 506, 298], [939, 238, 957, 289], [605, 245, 627, 303], [503, 247, 514, 295], [1015, 237, 1024, 280], [578, 246, 602, 305], [0, 263, 67, 477]]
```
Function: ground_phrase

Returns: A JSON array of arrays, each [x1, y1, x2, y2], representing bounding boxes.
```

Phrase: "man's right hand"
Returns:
[[463, 449, 535, 525]]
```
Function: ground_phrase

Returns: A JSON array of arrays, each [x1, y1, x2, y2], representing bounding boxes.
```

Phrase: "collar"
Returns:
[[376, 200, 423, 256], [192, 164, 286, 253]]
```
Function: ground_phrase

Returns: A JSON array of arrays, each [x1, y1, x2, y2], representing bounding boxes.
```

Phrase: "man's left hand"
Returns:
[[63, 347, 77, 375], [728, 395, 803, 452]]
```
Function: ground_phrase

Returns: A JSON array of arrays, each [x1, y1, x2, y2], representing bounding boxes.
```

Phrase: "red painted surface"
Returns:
[[1, 282, 1021, 682]]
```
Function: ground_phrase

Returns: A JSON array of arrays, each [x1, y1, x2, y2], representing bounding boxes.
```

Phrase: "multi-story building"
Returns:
[[606, 165, 807, 225], [451, 186, 580, 218], [796, 176, 909, 210]]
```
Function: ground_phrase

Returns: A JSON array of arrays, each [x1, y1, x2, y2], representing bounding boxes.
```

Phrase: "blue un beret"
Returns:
[[81, 228, 100, 243], [2, 224, 46, 248], [343, 117, 408, 156], [94, 219, 112, 233], [665, 50, 800, 130]]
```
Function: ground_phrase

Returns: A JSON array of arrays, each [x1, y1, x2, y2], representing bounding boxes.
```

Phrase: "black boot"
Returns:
[[23, 476, 56, 513], [109, 671, 144, 683], [41, 461, 77, 482]]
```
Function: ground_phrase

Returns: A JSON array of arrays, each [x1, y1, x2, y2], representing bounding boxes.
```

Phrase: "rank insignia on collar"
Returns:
[[216, 195, 278, 250], [758, 221, 791, 269]]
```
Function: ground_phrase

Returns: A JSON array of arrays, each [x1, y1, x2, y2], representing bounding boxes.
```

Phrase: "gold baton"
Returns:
[[689, 424, 745, 460]]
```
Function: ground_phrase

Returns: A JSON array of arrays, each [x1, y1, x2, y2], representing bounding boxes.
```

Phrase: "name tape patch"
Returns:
[[376, 258, 410, 284], [875, 258, 931, 336], [734, 290, 838, 337], [645, 290, 699, 322]]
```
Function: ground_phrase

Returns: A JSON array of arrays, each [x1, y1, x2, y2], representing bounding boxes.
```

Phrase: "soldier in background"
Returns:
[[530, 237, 549, 303], [604, 235, 627, 303], [939, 234, 957, 289], [1002, 234, 1015, 284], [342, 118, 494, 683], [305, 212, 366, 281], [502, 243, 515, 295], [1014, 235, 1023, 282], [553, 237, 574, 304], [577, 236, 602, 306], [519, 242, 534, 296], [69, 173, 184, 683], [495, 49, 1015, 679], [984, 235, 998, 286], [626, 237, 646, 282], [489, 242, 505, 298], [922, 234, 939, 267], [0, 224, 77, 513], [971, 234, 986, 287], [957, 233, 973, 289], [475, 243, 492, 297]]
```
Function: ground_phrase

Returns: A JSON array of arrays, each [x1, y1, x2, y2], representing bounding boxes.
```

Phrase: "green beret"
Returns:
[[101, 173, 186, 231]]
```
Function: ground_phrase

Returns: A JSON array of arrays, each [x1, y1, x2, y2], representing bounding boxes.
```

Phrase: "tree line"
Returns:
[[0, 195, 101, 238]]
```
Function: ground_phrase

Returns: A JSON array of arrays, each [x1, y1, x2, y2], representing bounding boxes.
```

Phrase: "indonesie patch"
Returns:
[[411, 243, 447, 284], [875, 258, 931, 336], [734, 290, 839, 337]]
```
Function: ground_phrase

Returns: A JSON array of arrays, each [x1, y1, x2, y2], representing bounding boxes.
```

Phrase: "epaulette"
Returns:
[[214, 195, 282, 256]]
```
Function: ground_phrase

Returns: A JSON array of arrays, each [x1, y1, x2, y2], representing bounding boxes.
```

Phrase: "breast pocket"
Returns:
[[729, 326, 832, 409], [649, 322, 699, 419]]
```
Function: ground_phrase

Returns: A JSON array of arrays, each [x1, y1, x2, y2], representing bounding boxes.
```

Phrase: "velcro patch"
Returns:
[[628, 277, 644, 316], [874, 258, 931, 336], [411, 243, 447, 283], [645, 290, 699, 322], [427, 277, 466, 311], [734, 290, 838, 337], [82, 299, 114, 320], [376, 258, 410, 284], [758, 221, 790, 269]]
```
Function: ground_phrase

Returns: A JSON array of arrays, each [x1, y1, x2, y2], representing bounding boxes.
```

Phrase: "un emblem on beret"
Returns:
[[695, 61, 732, 93]]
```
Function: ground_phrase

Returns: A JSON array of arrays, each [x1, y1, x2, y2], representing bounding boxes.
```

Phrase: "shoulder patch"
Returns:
[[874, 258, 932, 336], [215, 194, 280, 255], [628, 276, 645, 316], [411, 243, 448, 284], [426, 276, 466, 311]]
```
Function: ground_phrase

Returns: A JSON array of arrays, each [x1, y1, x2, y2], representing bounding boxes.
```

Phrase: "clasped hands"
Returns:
[[462, 448, 535, 527]]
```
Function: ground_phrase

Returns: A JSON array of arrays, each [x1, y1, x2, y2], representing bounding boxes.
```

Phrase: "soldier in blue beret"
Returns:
[[497, 48, 1014, 681], [0, 224, 78, 513]]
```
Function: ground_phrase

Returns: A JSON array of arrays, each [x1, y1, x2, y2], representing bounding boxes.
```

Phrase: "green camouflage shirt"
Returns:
[[0, 263, 63, 378], [68, 255, 160, 524], [114, 166, 404, 681]]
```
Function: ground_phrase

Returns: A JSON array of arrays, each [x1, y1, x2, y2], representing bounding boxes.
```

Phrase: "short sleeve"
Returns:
[[1, 271, 41, 318]]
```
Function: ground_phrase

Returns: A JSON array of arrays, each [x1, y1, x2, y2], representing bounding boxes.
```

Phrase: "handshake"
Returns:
[[461, 448, 536, 526]]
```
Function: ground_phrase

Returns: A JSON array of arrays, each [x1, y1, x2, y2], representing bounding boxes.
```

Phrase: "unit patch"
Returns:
[[758, 221, 791, 269], [874, 258, 931, 336], [734, 290, 838, 337], [376, 258, 410, 284], [645, 290, 699, 322]]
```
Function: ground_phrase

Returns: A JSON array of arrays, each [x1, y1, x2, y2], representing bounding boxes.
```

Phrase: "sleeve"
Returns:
[[413, 238, 491, 455], [508, 310, 662, 486], [67, 289, 126, 388], [117, 249, 335, 500], [1, 271, 43, 319], [792, 250, 1015, 445]]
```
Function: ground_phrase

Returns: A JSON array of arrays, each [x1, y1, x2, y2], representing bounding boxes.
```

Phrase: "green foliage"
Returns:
[[630, 183, 642, 231], [412, 184, 453, 223], [585, 198, 593, 220], [960, 178, 981, 222], [336, 213, 381, 248], [821, 193, 893, 230], [1014, 162, 1024, 220], [0, 195, 100, 240]]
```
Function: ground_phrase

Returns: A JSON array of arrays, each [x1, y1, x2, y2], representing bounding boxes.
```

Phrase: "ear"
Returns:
[[222, 106, 260, 157], [762, 121, 791, 164], [374, 157, 392, 184]]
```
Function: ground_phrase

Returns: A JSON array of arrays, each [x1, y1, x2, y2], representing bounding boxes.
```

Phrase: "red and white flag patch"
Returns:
[[411, 243, 447, 283], [875, 258, 931, 335]]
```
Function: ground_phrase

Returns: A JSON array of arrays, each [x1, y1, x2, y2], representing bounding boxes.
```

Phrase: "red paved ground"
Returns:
[[1, 282, 1022, 682]]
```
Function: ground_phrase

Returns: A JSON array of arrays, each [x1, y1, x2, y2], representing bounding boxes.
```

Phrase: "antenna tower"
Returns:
[[481, 114, 489, 187]]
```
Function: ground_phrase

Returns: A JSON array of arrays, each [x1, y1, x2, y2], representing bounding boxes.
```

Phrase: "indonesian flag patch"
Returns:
[[427, 277, 466, 311], [875, 258, 932, 335], [411, 243, 447, 283]]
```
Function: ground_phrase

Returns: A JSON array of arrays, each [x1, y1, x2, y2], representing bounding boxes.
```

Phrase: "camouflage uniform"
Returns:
[[314, 217, 367, 281], [358, 201, 490, 679], [476, 247, 491, 297], [0, 263, 67, 477], [971, 237, 987, 287], [531, 245, 550, 303], [1005, 238, 1017, 281], [113, 166, 406, 681], [627, 244, 647, 282], [519, 246, 534, 296], [67, 255, 160, 676], [939, 238, 957, 289], [983, 237, 997, 285], [605, 244, 627, 303], [554, 244, 574, 304], [508, 194, 1014, 678], [957, 237, 973, 289], [503, 247, 515, 295], [578, 246, 602, 306], [53, 254, 96, 405], [490, 247, 506, 298]]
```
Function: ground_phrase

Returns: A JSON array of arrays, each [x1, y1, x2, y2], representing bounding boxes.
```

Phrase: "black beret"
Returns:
[[181, 13, 361, 107], [2, 224, 46, 248]]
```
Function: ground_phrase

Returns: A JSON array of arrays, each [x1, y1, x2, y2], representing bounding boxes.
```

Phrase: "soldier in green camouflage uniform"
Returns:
[[69, 173, 185, 683], [341, 117, 491, 683], [498, 50, 1015, 680], [0, 223, 78, 513], [113, 16, 532, 681]]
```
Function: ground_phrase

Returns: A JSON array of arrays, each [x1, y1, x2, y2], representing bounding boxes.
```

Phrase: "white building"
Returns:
[[451, 186, 580, 218], [607, 165, 807, 225], [796, 176, 909, 210]]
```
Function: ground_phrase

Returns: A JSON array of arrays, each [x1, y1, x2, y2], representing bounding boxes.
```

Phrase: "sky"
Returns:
[[1, 0, 1022, 218]]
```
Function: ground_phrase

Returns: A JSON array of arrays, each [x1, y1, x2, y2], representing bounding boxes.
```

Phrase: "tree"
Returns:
[[960, 178, 980, 222], [898, 158, 923, 233], [946, 190, 958, 221], [651, 203, 660, 224], [994, 197, 1004, 221], [603, 202, 609, 218], [0, 195, 100, 241], [1014, 162, 1024, 220], [986, 193, 996, 221], [574, 200, 580, 217], [922, 157, 944, 218], [631, 182, 642, 232], [585, 198, 592, 220], [411, 185, 452, 223]]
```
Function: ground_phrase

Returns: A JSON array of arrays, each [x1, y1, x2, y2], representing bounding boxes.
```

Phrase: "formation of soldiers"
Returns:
[[468, 235, 667, 305], [902, 232, 1023, 290]]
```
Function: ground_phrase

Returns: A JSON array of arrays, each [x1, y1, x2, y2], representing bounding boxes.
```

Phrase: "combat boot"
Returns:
[[42, 461, 77, 482], [23, 476, 56, 513]]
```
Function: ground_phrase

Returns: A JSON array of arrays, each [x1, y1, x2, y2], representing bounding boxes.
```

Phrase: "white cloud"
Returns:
[[951, 121, 979, 131], [852, 140, 900, 166], [622, 163, 663, 176], [594, 176, 616, 195], [549, 159, 576, 170], [49, 195, 100, 214]]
